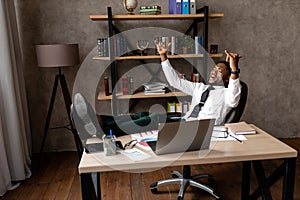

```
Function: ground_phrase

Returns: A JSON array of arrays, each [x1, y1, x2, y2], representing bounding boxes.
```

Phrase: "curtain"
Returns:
[[0, 0, 32, 196]]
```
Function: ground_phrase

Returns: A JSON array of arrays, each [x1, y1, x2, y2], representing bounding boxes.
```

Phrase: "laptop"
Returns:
[[147, 119, 215, 155]]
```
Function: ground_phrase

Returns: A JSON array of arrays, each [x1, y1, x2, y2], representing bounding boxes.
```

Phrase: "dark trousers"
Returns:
[[100, 112, 182, 137]]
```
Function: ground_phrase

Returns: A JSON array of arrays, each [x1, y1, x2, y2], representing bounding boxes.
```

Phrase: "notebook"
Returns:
[[147, 119, 215, 155], [225, 121, 256, 135]]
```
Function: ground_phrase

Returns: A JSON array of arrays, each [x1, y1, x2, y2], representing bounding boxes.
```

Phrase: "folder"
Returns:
[[190, 0, 196, 14], [176, 0, 182, 14], [167, 102, 176, 113], [182, 101, 189, 113], [168, 0, 176, 14], [182, 0, 189, 14], [169, 0, 183, 14]]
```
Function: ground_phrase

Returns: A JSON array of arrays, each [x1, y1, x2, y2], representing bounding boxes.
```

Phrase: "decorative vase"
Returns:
[[123, 0, 138, 15]]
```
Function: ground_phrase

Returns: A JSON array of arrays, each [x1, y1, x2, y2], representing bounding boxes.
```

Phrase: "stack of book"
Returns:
[[97, 38, 108, 57], [122, 75, 134, 95], [154, 35, 202, 55], [97, 35, 128, 57], [143, 82, 167, 95], [139, 5, 161, 15]]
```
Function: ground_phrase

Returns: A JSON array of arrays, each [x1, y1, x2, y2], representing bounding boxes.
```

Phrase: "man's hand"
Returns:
[[225, 50, 242, 71], [155, 40, 171, 62]]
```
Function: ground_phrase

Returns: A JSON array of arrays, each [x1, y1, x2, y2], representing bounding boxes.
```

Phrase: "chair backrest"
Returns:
[[224, 81, 248, 123]]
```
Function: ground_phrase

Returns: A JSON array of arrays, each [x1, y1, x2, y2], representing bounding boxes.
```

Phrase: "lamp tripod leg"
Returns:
[[59, 74, 83, 158], [39, 74, 59, 163]]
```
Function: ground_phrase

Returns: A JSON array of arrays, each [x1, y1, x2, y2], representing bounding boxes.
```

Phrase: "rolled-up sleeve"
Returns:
[[225, 78, 242, 108]]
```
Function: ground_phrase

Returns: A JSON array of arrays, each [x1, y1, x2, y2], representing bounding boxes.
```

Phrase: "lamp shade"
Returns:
[[35, 44, 79, 67]]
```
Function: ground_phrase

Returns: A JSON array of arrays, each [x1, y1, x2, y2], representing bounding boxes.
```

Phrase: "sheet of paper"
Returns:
[[120, 148, 151, 161], [130, 130, 158, 141], [130, 130, 158, 151], [211, 130, 247, 142]]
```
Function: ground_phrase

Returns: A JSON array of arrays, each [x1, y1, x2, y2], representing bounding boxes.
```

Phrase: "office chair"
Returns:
[[150, 81, 248, 200]]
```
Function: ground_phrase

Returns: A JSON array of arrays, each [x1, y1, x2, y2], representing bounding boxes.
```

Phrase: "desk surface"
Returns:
[[78, 125, 297, 174]]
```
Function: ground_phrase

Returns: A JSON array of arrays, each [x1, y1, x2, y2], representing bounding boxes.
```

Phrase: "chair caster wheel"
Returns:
[[151, 188, 158, 194], [177, 196, 183, 200]]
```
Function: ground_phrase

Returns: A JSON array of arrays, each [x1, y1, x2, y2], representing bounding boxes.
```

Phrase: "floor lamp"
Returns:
[[36, 44, 83, 160]]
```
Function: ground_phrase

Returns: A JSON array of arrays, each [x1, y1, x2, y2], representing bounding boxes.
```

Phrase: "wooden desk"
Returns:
[[78, 125, 297, 200]]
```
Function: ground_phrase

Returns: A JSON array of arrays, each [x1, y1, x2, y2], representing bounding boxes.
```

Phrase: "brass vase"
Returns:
[[123, 0, 138, 15]]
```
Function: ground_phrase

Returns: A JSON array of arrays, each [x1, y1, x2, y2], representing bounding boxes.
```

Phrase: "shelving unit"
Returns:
[[92, 7, 224, 114]]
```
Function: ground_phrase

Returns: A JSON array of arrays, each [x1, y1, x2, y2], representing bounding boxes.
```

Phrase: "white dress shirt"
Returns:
[[161, 59, 242, 125]]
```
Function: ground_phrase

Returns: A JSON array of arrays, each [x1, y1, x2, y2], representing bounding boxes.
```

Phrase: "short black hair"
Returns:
[[218, 61, 231, 72]]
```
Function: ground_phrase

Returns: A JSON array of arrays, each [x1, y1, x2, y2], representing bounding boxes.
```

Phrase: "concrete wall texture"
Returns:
[[14, 0, 300, 152]]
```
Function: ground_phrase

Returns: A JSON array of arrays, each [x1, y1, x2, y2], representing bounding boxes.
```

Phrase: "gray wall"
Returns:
[[14, 0, 299, 152]]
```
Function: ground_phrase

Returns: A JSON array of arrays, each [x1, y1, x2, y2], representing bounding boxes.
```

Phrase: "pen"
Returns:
[[229, 133, 244, 144]]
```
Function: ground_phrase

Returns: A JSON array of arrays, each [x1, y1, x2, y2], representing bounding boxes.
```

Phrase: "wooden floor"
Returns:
[[1, 138, 299, 200]]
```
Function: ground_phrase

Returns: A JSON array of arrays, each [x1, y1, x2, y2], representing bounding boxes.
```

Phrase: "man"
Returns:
[[101, 44, 242, 136], [156, 42, 242, 125]]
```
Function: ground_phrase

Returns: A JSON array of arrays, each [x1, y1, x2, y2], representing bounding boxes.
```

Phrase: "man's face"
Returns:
[[208, 63, 230, 86]]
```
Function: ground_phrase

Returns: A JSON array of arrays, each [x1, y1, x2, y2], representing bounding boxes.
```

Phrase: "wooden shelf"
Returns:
[[90, 13, 224, 21], [98, 91, 189, 100], [93, 53, 223, 60]]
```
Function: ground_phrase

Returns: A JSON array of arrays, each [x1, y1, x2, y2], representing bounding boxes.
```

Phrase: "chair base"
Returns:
[[150, 166, 222, 200]]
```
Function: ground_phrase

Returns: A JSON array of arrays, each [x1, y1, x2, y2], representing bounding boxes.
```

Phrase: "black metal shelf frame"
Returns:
[[105, 6, 210, 115]]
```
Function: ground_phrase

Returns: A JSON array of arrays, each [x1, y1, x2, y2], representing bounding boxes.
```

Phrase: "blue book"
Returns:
[[195, 36, 202, 54], [182, 0, 190, 14]]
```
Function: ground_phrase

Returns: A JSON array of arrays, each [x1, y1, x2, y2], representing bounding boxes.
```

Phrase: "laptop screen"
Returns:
[[149, 119, 215, 155]]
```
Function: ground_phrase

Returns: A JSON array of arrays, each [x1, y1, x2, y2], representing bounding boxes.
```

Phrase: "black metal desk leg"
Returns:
[[282, 158, 296, 200], [80, 173, 98, 200], [253, 160, 272, 200], [241, 161, 251, 200]]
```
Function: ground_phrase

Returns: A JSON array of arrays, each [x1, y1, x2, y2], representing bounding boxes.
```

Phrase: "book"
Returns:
[[122, 76, 128, 95], [195, 35, 202, 54], [140, 8, 161, 12], [140, 5, 161, 10], [140, 11, 162, 15], [143, 82, 167, 90], [144, 90, 166, 95], [225, 121, 256, 135]]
